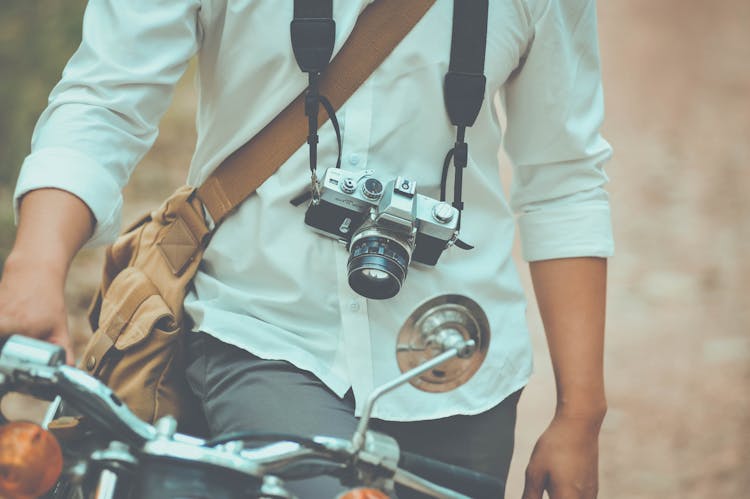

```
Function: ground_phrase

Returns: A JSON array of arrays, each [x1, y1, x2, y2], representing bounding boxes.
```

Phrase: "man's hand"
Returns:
[[0, 188, 96, 364], [0, 254, 74, 363], [522, 413, 603, 499], [526, 257, 608, 499]]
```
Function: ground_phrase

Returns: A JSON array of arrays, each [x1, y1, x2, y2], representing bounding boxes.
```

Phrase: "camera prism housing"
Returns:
[[304, 168, 459, 299]]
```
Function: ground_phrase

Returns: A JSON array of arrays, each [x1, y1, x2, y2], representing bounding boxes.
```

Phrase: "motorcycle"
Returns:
[[0, 295, 501, 499]]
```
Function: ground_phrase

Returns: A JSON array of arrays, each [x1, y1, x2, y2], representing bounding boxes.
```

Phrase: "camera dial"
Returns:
[[362, 178, 384, 200], [431, 202, 455, 224], [341, 177, 357, 194]]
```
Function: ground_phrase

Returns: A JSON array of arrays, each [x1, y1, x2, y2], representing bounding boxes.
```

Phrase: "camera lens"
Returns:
[[347, 230, 412, 300]]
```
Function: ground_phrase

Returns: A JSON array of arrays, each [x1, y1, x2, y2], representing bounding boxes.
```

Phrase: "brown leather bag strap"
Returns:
[[197, 0, 436, 226]]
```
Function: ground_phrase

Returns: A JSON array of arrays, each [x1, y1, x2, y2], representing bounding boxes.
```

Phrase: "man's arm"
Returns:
[[0, 189, 95, 361], [3, 2, 202, 361], [499, 1, 612, 496], [522, 256, 607, 499]]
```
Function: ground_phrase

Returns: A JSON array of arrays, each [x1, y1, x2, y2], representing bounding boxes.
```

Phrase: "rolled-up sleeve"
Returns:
[[501, 0, 614, 262], [13, 0, 201, 247]]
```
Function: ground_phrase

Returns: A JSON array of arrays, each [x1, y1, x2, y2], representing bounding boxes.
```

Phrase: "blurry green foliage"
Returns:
[[0, 0, 87, 263]]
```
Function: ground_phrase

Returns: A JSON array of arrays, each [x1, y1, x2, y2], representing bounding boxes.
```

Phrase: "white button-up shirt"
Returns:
[[14, 0, 613, 420]]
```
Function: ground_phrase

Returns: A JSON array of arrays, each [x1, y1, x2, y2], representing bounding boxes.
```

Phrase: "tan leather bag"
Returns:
[[76, 0, 436, 430], [80, 186, 208, 431]]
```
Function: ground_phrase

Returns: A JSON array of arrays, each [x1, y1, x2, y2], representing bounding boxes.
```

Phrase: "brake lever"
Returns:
[[0, 360, 157, 444]]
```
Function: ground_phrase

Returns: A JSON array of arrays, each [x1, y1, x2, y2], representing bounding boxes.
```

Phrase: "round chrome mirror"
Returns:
[[396, 295, 490, 392]]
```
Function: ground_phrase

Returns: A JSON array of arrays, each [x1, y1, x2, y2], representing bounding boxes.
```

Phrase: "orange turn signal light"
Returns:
[[0, 421, 63, 499], [337, 487, 391, 499]]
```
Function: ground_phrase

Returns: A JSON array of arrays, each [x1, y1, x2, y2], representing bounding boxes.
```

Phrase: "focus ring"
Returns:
[[347, 235, 411, 300]]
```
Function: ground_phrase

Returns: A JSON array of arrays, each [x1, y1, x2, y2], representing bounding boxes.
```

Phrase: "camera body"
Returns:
[[305, 168, 459, 265], [305, 167, 459, 265], [304, 168, 460, 299]]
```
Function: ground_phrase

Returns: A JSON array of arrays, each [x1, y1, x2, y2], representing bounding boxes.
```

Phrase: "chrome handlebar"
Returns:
[[0, 336, 478, 499]]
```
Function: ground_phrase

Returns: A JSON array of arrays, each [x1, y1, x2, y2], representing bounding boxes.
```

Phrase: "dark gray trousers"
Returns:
[[185, 332, 520, 498]]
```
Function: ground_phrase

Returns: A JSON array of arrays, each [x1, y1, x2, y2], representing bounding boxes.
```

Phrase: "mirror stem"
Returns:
[[352, 339, 475, 452]]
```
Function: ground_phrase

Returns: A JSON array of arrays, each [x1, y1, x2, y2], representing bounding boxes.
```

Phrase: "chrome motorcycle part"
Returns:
[[396, 294, 490, 392]]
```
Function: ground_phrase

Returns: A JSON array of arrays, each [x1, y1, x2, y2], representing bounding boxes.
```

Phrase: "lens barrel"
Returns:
[[347, 232, 412, 300]]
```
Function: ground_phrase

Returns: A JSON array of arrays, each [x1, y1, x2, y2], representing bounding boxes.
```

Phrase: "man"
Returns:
[[0, 1, 611, 497]]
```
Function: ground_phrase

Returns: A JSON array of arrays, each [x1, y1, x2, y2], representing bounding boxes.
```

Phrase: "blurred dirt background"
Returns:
[[1, 1, 748, 497], [507, 1, 750, 497]]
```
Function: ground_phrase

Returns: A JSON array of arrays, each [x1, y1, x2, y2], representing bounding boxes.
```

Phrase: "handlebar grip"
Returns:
[[398, 451, 504, 498], [0, 335, 66, 366]]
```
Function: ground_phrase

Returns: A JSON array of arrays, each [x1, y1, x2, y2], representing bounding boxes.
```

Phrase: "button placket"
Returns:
[[334, 244, 374, 412], [340, 79, 373, 171]]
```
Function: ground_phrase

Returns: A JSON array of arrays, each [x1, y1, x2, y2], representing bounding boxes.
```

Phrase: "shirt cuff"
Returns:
[[13, 147, 123, 248], [518, 202, 614, 262]]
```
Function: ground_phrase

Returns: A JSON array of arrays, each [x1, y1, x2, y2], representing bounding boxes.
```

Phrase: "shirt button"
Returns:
[[348, 154, 360, 166], [349, 302, 361, 312]]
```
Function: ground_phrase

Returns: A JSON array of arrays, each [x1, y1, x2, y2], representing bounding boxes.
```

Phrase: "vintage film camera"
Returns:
[[305, 168, 460, 300]]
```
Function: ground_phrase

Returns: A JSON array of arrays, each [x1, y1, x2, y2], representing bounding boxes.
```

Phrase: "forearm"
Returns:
[[529, 257, 607, 422], [5, 188, 95, 280]]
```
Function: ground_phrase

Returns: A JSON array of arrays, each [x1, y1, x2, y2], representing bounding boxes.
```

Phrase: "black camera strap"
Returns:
[[440, 0, 489, 251], [289, 0, 489, 253], [291, 0, 342, 204]]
